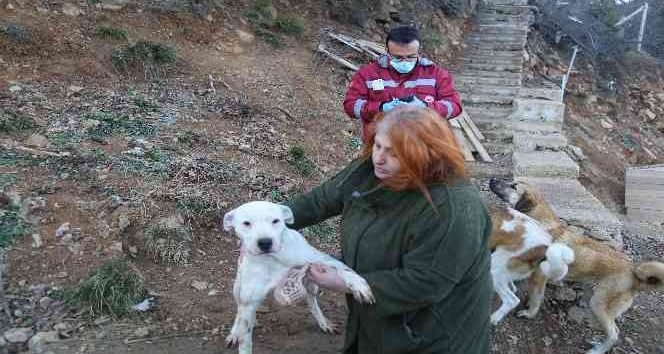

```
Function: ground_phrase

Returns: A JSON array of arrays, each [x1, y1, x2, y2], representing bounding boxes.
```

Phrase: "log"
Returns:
[[316, 44, 359, 71]]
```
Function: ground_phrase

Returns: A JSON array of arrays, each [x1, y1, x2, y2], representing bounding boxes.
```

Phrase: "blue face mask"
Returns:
[[390, 59, 416, 74]]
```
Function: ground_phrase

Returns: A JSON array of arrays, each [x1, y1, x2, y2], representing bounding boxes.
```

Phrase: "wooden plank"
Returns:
[[460, 112, 486, 141], [458, 117, 493, 162], [316, 44, 359, 71], [451, 126, 475, 162]]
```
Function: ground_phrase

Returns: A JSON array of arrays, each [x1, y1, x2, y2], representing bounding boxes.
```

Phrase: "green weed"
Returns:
[[288, 145, 316, 176], [85, 111, 157, 142], [0, 110, 35, 133], [95, 26, 129, 41], [67, 258, 147, 317]]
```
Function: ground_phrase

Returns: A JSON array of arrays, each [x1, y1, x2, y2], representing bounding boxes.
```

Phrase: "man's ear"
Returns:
[[223, 210, 235, 232], [279, 205, 294, 225], [514, 192, 535, 213]]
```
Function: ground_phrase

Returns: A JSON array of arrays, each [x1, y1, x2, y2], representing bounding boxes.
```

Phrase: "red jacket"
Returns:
[[343, 55, 462, 140]]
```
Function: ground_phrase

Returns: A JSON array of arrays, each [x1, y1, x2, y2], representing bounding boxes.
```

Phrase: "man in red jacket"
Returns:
[[343, 25, 462, 141]]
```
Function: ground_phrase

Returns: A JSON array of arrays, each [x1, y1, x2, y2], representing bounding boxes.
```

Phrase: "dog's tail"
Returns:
[[539, 243, 575, 281], [633, 261, 664, 292]]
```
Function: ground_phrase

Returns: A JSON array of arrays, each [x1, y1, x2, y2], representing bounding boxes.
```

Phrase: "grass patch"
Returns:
[[132, 98, 160, 114], [3, 25, 27, 43], [46, 130, 82, 150], [0, 174, 16, 192], [112, 41, 177, 80], [67, 258, 147, 317], [288, 145, 317, 176], [0, 110, 35, 133], [0, 201, 30, 249], [176, 195, 220, 221], [95, 26, 128, 41], [246, 1, 304, 46], [85, 111, 157, 142], [143, 224, 191, 266], [275, 16, 305, 35], [0, 147, 39, 167], [175, 131, 206, 147]]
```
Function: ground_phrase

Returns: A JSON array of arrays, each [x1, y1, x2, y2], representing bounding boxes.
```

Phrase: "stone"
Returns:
[[29, 284, 49, 295], [553, 287, 577, 302], [600, 119, 614, 129], [129, 246, 139, 258], [28, 331, 59, 352], [191, 280, 209, 291], [640, 108, 656, 122], [98, 0, 129, 11], [54, 271, 68, 279], [542, 336, 552, 346], [6, 2, 15, 10], [55, 222, 70, 237], [61, 3, 81, 16], [25, 134, 49, 148], [53, 322, 69, 333], [67, 85, 84, 95], [656, 121, 664, 134], [31, 233, 43, 248], [3, 327, 33, 343], [624, 336, 634, 346], [118, 217, 130, 233], [107, 242, 123, 253], [567, 145, 586, 161], [77, 201, 98, 211], [235, 29, 255, 43], [9, 85, 22, 92], [94, 316, 111, 326], [82, 119, 101, 129], [39, 296, 54, 309], [18, 279, 27, 287], [133, 327, 150, 338]]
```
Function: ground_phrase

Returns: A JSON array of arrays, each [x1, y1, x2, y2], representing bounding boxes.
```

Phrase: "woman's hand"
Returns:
[[307, 264, 347, 293]]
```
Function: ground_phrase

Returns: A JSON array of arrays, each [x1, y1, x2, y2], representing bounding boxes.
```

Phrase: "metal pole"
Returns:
[[561, 46, 579, 102], [637, 3, 648, 52]]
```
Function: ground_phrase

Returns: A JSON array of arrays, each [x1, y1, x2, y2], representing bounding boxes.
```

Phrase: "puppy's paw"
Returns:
[[346, 274, 375, 305], [317, 319, 339, 334], [490, 312, 504, 325], [225, 333, 241, 348], [516, 309, 536, 319]]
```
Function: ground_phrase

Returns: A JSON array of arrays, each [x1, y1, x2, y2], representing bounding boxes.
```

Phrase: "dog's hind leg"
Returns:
[[587, 286, 634, 354], [517, 268, 548, 319], [490, 274, 520, 325], [305, 284, 337, 334]]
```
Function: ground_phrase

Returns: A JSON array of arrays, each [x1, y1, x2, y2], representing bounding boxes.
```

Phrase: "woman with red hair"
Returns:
[[285, 106, 492, 354]]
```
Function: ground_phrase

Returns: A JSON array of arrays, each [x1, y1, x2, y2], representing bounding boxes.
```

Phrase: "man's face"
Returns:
[[387, 40, 420, 62]]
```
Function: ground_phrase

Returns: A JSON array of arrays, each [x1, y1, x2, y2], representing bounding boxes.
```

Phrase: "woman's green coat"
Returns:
[[286, 159, 493, 354]]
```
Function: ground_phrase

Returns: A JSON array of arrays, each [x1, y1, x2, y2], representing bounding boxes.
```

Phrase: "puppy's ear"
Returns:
[[279, 205, 294, 225], [514, 191, 535, 213], [223, 210, 236, 232]]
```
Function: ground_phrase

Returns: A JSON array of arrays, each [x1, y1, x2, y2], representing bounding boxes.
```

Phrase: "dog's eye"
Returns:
[[272, 219, 280, 224], [242, 221, 251, 227]]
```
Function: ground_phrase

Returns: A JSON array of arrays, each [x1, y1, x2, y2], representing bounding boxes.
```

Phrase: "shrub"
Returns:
[[95, 26, 129, 41]]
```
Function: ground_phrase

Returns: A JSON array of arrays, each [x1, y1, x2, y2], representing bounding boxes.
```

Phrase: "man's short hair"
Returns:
[[386, 26, 421, 47]]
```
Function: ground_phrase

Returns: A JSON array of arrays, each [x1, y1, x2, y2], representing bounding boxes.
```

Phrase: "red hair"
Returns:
[[362, 107, 467, 205]]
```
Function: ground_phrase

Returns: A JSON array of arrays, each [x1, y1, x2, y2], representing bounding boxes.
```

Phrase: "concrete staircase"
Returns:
[[455, 1, 623, 244]]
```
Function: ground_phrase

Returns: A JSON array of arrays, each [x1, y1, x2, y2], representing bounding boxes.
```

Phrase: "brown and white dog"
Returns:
[[490, 178, 664, 354], [487, 200, 574, 325]]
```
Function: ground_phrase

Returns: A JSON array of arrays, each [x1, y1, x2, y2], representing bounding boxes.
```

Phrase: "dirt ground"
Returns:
[[1, 1, 664, 354]]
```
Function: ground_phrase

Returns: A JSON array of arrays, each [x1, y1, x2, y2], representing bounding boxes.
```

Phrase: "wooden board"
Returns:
[[460, 112, 485, 141], [458, 117, 493, 162], [452, 125, 475, 162]]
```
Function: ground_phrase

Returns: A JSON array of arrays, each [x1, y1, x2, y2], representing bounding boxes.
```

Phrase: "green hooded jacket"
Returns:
[[286, 158, 492, 354]]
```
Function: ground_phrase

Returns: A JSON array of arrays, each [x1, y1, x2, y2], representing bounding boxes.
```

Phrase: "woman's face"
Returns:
[[372, 131, 401, 179]]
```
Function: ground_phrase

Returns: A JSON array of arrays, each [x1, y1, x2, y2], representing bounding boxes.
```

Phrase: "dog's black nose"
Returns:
[[489, 178, 499, 190], [257, 238, 273, 253]]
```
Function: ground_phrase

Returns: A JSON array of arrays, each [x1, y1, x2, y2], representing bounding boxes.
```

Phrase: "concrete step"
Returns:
[[483, 141, 514, 155], [462, 94, 514, 105], [463, 62, 522, 73], [459, 84, 520, 97], [464, 104, 515, 118], [511, 98, 565, 133], [462, 56, 523, 66], [514, 177, 623, 241], [460, 70, 522, 79], [474, 26, 527, 35], [518, 87, 562, 101], [513, 151, 579, 179], [456, 75, 521, 87], [468, 35, 527, 43], [468, 160, 513, 179], [466, 42, 525, 51], [513, 131, 568, 152], [466, 49, 525, 58]]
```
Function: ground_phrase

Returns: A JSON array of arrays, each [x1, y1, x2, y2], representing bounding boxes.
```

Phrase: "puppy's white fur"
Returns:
[[223, 201, 374, 354]]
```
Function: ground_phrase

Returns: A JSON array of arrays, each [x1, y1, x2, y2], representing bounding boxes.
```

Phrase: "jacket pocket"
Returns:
[[402, 307, 447, 348]]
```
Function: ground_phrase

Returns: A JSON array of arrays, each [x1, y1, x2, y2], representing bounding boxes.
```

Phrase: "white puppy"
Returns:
[[223, 201, 375, 354]]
